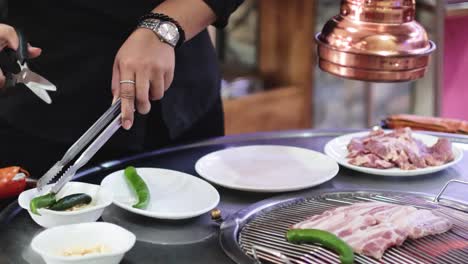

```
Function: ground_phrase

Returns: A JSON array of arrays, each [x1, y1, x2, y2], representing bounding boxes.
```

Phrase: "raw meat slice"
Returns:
[[347, 138, 366, 158], [349, 153, 395, 169], [427, 138, 455, 165], [344, 223, 408, 259], [391, 209, 453, 239]]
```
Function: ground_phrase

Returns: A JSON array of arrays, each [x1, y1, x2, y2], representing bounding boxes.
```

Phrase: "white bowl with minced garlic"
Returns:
[[31, 222, 136, 264]]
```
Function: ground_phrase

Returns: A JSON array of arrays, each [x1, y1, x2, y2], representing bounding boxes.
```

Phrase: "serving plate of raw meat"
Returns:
[[324, 128, 463, 176]]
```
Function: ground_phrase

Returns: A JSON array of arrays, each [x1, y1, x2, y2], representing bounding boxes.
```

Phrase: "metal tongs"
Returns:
[[36, 99, 122, 194]]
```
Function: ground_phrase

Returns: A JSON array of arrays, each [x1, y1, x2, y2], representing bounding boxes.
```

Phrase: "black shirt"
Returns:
[[1, 0, 243, 152]]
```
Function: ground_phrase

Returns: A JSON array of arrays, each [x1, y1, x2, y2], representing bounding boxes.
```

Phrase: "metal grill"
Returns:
[[237, 192, 468, 264]]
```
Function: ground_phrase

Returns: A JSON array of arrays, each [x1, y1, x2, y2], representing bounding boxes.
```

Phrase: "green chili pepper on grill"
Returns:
[[29, 192, 56, 215], [124, 166, 150, 209], [286, 229, 354, 264]]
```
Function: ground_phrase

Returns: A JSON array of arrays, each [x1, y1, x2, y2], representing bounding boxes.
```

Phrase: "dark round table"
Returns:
[[1, 129, 467, 264]]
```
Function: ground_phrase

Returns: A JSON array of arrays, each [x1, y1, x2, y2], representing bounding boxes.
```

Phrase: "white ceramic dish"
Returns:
[[101, 168, 220, 220], [195, 145, 340, 192], [31, 222, 135, 264], [324, 131, 464, 176], [19, 182, 113, 228]]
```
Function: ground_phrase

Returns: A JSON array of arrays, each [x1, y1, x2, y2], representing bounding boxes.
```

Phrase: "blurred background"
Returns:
[[1, 0, 466, 135], [216, 0, 468, 134]]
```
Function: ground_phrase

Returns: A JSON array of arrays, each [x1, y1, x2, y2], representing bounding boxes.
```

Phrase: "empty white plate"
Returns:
[[195, 145, 339, 192], [324, 131, 464, 176], [100, 168, 220, 219]]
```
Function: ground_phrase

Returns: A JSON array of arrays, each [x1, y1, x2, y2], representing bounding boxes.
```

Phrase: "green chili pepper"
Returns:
[[49, 193, 92, 211], [124, 166, 150, 209], [286, 229, 354, 264], [29, 192, 56, 215]]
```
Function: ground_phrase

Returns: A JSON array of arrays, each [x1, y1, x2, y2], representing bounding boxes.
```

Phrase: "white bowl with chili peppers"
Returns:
[[18, 182, 113, 228]]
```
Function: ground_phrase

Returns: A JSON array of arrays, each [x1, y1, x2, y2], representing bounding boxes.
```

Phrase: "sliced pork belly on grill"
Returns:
[[291, 202, 387, 230], [292, 211, 377, 235], [290, 202, 452, 259], [292, 211, 346, 229], [372, 205, 418, 223], [391, 209, 453, 239], [343, 223, 408, 259], [333, 202, 399, 216]]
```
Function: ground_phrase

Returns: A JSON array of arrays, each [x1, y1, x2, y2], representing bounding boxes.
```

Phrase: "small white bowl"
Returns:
[[31, 222, 136, 264], [19, 182, 113, 228]]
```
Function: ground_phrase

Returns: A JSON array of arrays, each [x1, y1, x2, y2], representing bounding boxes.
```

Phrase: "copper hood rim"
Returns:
[[317, 59, 429, 83], [315, 33, 437, 59]]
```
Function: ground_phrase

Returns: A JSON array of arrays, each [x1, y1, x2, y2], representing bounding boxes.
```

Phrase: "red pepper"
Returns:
[[0, 166, 30, 199]]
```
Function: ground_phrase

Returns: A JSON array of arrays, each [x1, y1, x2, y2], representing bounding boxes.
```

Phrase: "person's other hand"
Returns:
[[0, 24, 42, 89], [112, 28, 175, 130]]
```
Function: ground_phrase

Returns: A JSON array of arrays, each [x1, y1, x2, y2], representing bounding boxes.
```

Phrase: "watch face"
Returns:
[[157, 22, 179, 43]]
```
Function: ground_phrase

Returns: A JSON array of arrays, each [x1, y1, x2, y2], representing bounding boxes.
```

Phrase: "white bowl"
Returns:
[[19, 182, 113, 228], [31, 222, 136, 264]]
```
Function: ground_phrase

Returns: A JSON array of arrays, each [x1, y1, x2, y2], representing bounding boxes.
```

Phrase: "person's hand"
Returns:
[[112, 28, 175, 130], [0, 24, 42, 89]]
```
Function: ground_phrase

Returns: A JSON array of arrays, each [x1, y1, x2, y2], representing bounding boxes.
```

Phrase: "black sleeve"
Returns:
[[0, 0, 8, 21], [202, 0, 244, 28]]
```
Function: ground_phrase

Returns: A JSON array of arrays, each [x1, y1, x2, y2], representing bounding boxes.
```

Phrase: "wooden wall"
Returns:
[[223, 0, 316, 134]]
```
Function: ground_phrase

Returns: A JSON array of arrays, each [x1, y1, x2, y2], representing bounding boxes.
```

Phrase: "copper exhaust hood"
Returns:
[[316, 0, 436, 82]]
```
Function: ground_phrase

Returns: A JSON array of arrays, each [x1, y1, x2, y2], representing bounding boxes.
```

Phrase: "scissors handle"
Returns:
[[3, 72, 17, 89], [0, 28, 29, 76], [13, 28, 29, 65], [0, 29, 31, 90]]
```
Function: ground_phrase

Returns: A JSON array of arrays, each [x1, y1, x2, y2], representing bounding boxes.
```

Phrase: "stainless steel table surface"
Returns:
[[0, 129, 467, 264]]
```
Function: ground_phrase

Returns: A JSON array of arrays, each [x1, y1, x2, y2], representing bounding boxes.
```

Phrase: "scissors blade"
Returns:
[[15, 64, 56, 104], [26, 83, 53, 104]]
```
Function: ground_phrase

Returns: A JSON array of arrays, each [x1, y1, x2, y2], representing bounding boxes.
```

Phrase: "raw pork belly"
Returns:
[[291, 202, 452, 259], [347, 128, 454, 170]]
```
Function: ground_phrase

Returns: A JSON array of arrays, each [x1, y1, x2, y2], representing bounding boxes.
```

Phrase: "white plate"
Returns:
[[195, 145, 339, 192], [324, 131, 464, 176], [100, 168, 219, 219]]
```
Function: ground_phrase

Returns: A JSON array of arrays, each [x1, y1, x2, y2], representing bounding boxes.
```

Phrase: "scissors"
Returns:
[[0, 29, 56, 104]]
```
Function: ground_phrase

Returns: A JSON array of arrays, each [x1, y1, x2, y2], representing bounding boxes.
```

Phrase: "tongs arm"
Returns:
[[51, 113, 122, 194], [37, 99, 122, 191]]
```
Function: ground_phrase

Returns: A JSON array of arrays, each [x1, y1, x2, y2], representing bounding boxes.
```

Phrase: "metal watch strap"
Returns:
[[138, 13, 186, 48], [138, 19, 178, 48]]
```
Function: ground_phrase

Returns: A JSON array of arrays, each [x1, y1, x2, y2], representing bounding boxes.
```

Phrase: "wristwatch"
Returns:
[[138, 18, 180, 48]]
